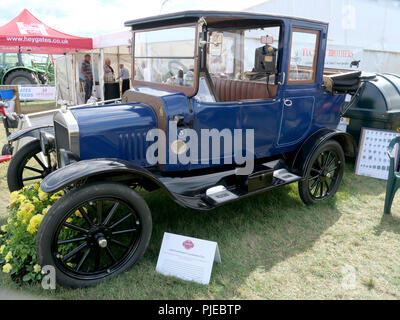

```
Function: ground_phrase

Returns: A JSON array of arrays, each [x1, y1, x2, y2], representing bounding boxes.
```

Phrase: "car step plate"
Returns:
[[273, 169, 301, 183], [206, 185, 238, 204]]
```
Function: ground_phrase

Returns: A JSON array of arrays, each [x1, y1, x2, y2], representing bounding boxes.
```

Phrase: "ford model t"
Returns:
[[6, 11, 360, 288]]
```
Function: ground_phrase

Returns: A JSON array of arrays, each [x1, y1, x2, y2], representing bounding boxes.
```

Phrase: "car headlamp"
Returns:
[[40, 131, 55, 155]]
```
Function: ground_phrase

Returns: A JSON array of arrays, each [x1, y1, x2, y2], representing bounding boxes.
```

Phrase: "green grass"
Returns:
[[0, 121, 400, 299]]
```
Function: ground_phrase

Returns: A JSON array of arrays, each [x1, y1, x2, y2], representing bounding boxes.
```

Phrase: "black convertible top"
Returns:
[[124, 10, 327, 30]]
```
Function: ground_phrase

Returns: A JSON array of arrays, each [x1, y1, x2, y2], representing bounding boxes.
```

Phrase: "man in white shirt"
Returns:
[[118, 64, 130, 94]]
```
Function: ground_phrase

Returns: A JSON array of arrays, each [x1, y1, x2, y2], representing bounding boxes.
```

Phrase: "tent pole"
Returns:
[[100, 49, 105, 102], [64, 53, 71, 105], [90, 51, 96, 100], [54, 55, 58, 106]]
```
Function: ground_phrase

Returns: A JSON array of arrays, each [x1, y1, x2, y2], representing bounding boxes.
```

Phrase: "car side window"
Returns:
[[207, 26, 281, 84], [288, 28, 320, 83]]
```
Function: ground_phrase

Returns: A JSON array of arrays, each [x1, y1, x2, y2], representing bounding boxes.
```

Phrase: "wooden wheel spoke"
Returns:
[[109, 212, 133, 229], [61, 242, 87, 263], [78, 208, 93, 227], [110, 239, 129, 249], [105, 247, 117, 262], [97, 200, 102, 224], [63, 222, 89, 234], [58, 236, 87, 245], [111, 228, 136, 236], [22, 175, 43, 182], [313, 181, 321, 196], [76, 248, 91, 272], [24, 166, 44, 174], [103, 202, 120, 226], [33, 154, 47, 170]]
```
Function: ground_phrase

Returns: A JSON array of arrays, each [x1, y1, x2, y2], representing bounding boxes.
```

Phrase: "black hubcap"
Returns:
[[307, 151, 341, 200], [52, 198, 141, 279]]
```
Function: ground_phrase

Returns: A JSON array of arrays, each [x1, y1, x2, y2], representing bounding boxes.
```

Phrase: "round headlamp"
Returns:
[[40, 131, 55, 155]]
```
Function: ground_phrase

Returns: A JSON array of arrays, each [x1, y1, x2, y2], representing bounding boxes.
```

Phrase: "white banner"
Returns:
[[18, 86, 56, 101]]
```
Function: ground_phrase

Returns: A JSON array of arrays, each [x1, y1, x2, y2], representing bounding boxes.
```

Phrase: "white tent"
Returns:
[[55, 29, 132, 106]]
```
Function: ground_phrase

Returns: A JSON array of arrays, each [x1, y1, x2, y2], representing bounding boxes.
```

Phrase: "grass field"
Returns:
[[0, 110, 400, 299]]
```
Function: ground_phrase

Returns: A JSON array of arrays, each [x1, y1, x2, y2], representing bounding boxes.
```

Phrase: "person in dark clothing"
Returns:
[[81, 54, 93, 103]]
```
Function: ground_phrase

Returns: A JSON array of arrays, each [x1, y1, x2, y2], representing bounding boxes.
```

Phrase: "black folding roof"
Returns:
[[124, 10, 327, 30]]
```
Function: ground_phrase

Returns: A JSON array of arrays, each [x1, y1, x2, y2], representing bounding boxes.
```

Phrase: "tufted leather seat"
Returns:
[[211, 77, 278, 102]]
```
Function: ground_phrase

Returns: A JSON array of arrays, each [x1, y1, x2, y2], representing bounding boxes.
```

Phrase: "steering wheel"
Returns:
[[168, 60, 188, 75]]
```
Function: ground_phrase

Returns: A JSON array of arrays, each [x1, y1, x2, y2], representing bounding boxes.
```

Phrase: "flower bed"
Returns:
[[0, 184, 63, 283]]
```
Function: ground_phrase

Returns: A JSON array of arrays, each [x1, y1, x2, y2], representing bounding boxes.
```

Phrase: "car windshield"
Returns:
[[134, 26, 197, 89]]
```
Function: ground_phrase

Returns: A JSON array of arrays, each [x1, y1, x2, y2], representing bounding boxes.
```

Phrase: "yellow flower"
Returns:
[[0, 245, 5, 255], [20, 202, 35, 213], [66, 218, 73, 223], [16, 208, 32, 222], [2, 263, 12, 274], [7, 218, 11, 224], [17, 194, 26, 203], [27, 214, 44, 234], [33, 264, 41, 273], [0, 225, 7, 232], [33, 183, 40, 190], [38, 189, 48, 201], [42, 205, 51, 215], [10, 191, 19, 201], [32, 196, 40, 204], [5, 251, 12, 263], [50, 194, 61, 202], [66, 262, 73, 267]]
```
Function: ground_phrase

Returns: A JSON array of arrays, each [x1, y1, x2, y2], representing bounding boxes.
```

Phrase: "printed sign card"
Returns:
[[156, 232, 221, 285], [355, 128, 400, 180]]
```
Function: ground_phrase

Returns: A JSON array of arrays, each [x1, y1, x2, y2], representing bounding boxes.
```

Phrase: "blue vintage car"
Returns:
[[7, 11, 361, 288]]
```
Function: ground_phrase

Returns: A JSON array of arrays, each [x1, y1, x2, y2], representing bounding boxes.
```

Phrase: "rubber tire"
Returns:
[[7, 140, 42, 192], [36, 182, 152, 288], [298, 140, 345, 205], [4, 69, 39, 85]]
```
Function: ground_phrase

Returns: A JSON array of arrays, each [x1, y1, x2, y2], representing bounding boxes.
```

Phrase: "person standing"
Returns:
[[118, 64, 130, 94], [80, 54, 93, 103], [104, 58, 115, 83]]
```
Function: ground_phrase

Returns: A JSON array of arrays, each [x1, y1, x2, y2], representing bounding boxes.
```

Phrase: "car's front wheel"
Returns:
[[298, 140, 345, 205], [36, 182, 152, 288], [7, 140, 56, 192]]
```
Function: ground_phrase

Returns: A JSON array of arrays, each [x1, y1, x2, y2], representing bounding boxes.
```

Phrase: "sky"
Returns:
[[0, 0, 268, 37]]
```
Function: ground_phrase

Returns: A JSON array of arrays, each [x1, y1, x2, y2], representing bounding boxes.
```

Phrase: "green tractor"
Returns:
[[0, 53, 54, 86]]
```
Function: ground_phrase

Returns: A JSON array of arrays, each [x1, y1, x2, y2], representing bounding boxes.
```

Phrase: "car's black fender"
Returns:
[[290, 128, 356, 178], [41, 158, 166, 195], [8, 124, 54, 142]]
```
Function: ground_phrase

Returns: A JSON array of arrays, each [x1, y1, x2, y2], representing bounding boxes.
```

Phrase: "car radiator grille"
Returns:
[[54, 120, 70, 151]]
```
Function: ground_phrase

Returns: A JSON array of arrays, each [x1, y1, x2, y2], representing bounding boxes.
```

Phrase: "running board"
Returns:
[[169, 168, 302, 210]]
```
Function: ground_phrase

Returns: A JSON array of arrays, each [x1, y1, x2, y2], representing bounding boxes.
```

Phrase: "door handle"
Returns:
[[283, 99, 293, 107]]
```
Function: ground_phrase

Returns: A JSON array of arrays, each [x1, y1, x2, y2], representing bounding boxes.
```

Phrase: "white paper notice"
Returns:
[[156, 232, 221, 285], [355, 128, 400, 180]]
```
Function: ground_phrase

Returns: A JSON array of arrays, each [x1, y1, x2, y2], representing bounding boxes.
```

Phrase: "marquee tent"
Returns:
[[0, 9, 92, 54]]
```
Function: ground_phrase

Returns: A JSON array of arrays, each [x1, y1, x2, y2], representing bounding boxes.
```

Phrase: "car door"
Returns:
[[278, 27, 321, 147]]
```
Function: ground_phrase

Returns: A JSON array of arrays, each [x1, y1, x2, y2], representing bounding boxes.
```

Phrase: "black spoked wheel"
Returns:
[[298, 140, 345, 205], [7, 140, 56, 192], [36, 182, 152, 288]]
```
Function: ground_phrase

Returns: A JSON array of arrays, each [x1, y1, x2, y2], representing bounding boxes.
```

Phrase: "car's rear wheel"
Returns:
[[36, 182, 152, 288], [298, 140, 345, 205], [7, 140, 56, 192]]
